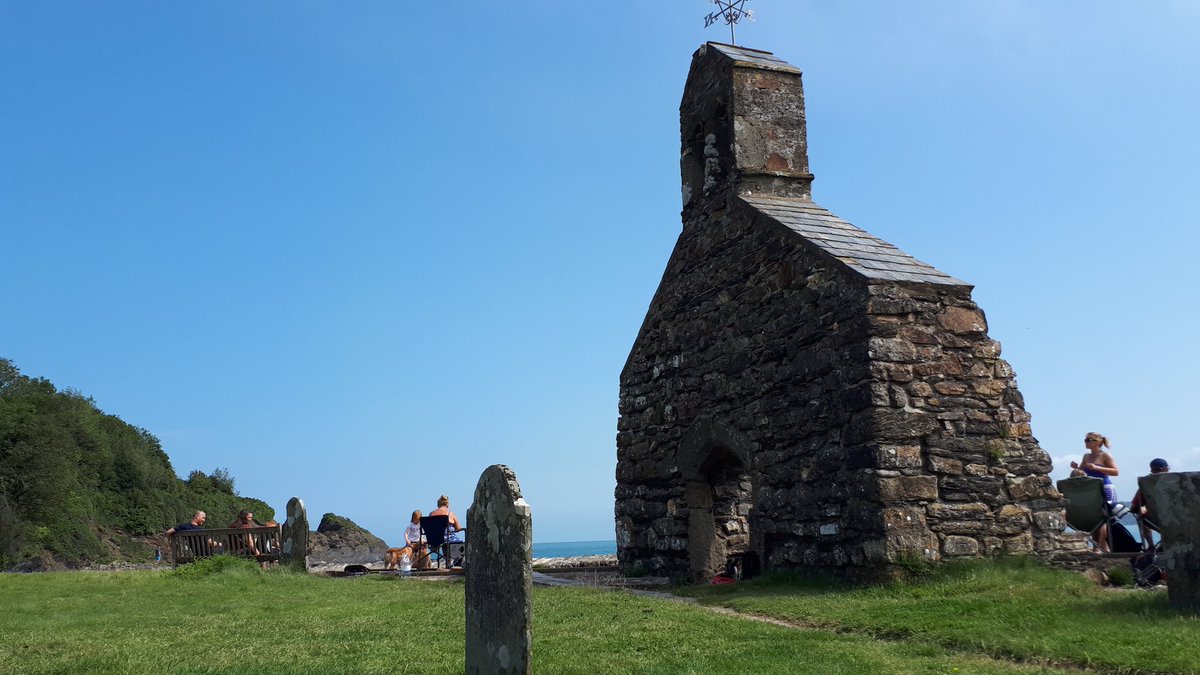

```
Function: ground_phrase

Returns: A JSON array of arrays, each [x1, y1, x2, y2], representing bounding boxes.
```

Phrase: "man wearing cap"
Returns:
[[1130, 458, 1170, 545]]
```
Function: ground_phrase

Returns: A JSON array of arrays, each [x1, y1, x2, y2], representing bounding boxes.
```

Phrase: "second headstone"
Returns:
[[465, 464, 533, 674], [281, 496, 309, 570]]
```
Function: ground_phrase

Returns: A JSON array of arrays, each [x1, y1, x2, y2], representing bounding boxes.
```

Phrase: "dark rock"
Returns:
[[308, 512, 387, 563]]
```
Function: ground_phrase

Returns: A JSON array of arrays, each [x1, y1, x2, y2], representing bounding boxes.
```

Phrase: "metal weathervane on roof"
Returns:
[[704, 0, 754, 46]]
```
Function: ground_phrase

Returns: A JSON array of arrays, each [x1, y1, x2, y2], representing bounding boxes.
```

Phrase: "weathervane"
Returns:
[[704, 0, 754, 46]]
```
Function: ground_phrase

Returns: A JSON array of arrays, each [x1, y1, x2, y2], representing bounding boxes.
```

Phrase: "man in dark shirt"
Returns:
[[165, 511, 207, 536], [164, 511, 220, 558], [1130, 459, 1169, 545]]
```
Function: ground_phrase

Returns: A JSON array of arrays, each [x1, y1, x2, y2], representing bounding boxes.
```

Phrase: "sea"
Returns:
[[530, 513, 1146, 559], [1116, 511, 1144, 542], [1065, 507, 1153, 546], [531, 540, 616, 559], [531, 514, 1148, 557]]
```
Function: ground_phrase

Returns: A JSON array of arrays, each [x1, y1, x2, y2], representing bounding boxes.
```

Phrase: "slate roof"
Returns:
[[743, 195, 968, 286], [706, 43, 801, 74]]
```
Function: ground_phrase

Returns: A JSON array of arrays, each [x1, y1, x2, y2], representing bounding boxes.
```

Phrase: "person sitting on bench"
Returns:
[[165, 510, 206, 536], [229, 510, 261, 557], [164, 510, 221, 553]]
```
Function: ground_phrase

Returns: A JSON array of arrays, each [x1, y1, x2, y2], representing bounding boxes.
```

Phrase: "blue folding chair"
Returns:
[[419, 515, 451, 569]]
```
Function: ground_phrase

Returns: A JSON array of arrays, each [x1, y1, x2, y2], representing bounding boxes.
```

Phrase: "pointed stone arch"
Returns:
[[679, 420, 756, 581]]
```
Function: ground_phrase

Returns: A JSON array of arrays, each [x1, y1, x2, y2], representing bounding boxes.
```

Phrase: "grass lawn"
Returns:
[[0, 557, 1067, 674], [681, 557, 1200, 673]]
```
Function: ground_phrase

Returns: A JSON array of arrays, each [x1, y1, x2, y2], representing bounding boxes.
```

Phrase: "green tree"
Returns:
[[0, 358, 274, 567]]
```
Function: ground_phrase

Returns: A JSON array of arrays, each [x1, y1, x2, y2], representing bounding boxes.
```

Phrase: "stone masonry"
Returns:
[[616, 44, 1072, 581]]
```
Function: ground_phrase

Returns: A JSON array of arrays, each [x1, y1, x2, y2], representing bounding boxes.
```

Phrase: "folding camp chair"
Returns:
[[1056, 476, 1138, 553], [1057, 476, 1108, 543], [420, 515, 452, 569], [1137, 474, 1165, 547]]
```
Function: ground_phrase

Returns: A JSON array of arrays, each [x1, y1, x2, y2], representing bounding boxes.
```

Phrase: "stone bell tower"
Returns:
[[615, 43, 1073, 581]]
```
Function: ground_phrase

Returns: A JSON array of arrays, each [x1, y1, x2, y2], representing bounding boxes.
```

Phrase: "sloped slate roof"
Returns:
[[706, 43, 801, 74], [743, 195, 968, 286]]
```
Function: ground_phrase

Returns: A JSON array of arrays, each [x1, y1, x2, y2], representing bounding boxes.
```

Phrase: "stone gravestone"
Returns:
[[1143, 472, 1200, 609], [281, 496, 309, 570], [465, 465, 532, 674]]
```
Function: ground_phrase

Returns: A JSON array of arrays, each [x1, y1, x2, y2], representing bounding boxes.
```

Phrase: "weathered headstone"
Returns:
[[465, 465, 532, 674], [1142, 472, 1200, 609], [281, 496, 309, 570]]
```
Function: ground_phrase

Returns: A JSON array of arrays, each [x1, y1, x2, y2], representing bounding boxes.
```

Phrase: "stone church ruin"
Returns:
[[616, 43, 1070, 580]]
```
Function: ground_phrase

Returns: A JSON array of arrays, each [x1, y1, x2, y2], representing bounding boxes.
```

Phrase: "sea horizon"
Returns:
[[531, 539, 616, 559]]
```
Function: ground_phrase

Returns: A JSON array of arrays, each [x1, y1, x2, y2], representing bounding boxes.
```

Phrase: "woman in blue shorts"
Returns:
[[1070, 431, 1120, 551]]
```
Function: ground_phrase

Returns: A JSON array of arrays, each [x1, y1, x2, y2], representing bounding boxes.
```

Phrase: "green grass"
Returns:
[[680, 557, 1200, 673], [0, 558, 1067, 674]]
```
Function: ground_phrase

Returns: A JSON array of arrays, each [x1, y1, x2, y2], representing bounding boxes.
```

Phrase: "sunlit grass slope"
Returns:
[[0, 557, 1066, 674], [682, 557, 1198, 673]]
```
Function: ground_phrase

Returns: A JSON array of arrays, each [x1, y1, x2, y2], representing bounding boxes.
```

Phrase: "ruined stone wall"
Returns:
[[617, 223, 1074, 577], [616, 43, 1072, 580], [617, 195, 876, 577], [861, 283, 1074, 561]]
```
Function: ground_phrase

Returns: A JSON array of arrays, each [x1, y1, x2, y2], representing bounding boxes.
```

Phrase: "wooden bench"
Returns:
[[170, 526, 283, 567]]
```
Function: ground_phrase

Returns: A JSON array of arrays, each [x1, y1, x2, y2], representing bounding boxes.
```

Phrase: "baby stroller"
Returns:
[[1105, 502, 1142, 554], [1130, 541, 1165, 588]]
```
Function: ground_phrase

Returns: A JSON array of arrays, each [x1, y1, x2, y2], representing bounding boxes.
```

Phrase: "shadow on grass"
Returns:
[[672, 557, 1198, 673], [680, 556, 1172, 619], [686, 554, 1051, 595]]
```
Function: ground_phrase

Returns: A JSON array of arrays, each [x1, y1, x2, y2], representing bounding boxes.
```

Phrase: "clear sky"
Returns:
[[3, 1, 1198, 546]]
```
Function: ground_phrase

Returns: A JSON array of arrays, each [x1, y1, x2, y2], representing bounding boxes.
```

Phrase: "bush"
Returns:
[[210, 468, 236, 495], [894, 552, 935, 580], [1107, 566, 1134, 587]]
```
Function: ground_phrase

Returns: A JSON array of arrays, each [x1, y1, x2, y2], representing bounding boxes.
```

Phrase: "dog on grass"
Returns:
[[382, 546, 413, 571]]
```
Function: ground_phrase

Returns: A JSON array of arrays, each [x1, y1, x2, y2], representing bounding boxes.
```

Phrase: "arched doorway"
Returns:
[[686, 448, 752, 582]]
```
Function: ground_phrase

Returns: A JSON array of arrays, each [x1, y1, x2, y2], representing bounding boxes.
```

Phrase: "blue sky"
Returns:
[[3, 1, 1198, 546]]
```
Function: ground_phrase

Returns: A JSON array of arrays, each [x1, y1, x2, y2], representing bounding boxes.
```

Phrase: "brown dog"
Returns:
[[382, 546, 412, 571], [411, 542, 432, 570]]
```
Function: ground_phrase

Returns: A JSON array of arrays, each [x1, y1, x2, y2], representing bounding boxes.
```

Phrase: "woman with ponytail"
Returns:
[[1070, 432, 1120, 551], [228, 509, 261, 557]]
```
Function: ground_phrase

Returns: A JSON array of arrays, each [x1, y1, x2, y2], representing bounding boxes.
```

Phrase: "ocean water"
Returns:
[[1066, 508, 1155, 546], [1117, 512, 1143, 542], [530, 514, 1150, 559], [532, 540, 616, 559]]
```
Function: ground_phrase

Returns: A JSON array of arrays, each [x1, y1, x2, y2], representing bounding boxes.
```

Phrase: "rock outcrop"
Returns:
[[308, 513, 388, 563]]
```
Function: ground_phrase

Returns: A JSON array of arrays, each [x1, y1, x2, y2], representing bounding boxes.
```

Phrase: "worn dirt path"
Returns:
[[531, 571, 1086, 673]]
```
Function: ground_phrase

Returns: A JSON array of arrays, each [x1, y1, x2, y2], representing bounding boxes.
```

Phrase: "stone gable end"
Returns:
[[616, 43, 1076, 581]]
